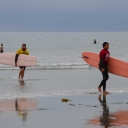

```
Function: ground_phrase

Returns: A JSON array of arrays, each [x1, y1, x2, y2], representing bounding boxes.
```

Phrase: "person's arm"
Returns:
[[99, 50, 106, 71], [100, 58, 107, 72], [15, 54, 19, 66], [27, 50, 29, 55], [100, 58, 105, 69]]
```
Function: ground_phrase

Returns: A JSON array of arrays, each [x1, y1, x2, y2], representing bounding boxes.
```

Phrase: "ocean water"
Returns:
[[1, 32, 128, 70], [0, 32, 128, 99]]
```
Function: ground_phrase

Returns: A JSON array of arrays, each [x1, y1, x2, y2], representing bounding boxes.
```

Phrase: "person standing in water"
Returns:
[[98, 42, 110, 94], [0, 44, 4, 53], [15, 44, 29, 79], [93, 39, 96, 44]]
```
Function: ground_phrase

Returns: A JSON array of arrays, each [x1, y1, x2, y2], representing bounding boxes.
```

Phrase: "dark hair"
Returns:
[[22, 44, 26, 47], [1, 44, 3, 46], [102, 42, 109, 48]]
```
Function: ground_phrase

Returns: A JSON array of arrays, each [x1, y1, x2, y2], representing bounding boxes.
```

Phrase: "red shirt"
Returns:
[[99, 49, 110, 64]]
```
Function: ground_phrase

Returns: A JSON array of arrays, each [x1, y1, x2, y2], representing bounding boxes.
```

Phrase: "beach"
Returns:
[[0, 69, 128, 127], [0, 90, 128, 128], [0, 32, 128, 127]]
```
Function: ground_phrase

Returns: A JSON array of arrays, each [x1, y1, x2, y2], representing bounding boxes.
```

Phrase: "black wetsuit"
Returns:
[[99, 59, 109, 91], [93, 39, 96, 44], [0, 46, 3, 53], [99, 49, 110, 91]]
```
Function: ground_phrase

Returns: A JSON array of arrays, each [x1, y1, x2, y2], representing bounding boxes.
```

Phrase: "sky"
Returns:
[[0, 0, 128, 32]]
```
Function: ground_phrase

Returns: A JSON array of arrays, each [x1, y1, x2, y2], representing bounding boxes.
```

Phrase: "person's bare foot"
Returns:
[[98, 87, 102, 92], [103, 90, 110, 94]]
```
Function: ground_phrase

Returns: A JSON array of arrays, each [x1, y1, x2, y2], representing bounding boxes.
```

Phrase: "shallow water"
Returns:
[[0, 69, 127, 99]]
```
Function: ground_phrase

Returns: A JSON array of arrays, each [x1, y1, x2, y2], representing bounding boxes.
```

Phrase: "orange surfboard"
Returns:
[[82, 52, 128, 78]]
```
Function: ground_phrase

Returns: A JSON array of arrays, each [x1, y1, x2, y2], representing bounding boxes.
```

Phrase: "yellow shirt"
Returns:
[[16, 49, 29, 55]]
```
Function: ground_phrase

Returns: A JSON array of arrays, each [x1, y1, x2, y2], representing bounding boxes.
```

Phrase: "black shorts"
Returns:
[[19, 66, 26, 70]]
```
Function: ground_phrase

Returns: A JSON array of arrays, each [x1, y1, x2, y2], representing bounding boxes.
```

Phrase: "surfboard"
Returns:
[[0, 53, 37, 66], [82, 52, 128, 78]]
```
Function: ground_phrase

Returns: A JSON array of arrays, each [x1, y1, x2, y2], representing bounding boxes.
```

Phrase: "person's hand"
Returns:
[[15, 63, 17, 66], [101, 68, 105, 72]]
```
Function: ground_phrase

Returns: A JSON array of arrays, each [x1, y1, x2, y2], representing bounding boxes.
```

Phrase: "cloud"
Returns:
[[0, 0, 128, 31]]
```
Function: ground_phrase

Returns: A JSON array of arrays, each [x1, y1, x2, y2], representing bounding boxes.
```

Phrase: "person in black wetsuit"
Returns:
[[93, 39, 96, 44], [98, 42, 110, 94], [0, 44, 4, 53]]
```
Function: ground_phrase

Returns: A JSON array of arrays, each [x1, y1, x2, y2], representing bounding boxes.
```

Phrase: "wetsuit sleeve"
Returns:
[[15, 54, 19, 63], [100, 58, 105, 69]]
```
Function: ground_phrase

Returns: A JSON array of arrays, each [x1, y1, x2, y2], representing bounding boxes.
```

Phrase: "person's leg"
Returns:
[[103, 70, 109, 93], [21, 68, 25, 79], [19, 69, 22, 79], [21, 67, 26, 79], [19, 67, 25, 79], [98, 67, 109, 92], [18, 71, 20, 78], [98, 72, 104, 92]]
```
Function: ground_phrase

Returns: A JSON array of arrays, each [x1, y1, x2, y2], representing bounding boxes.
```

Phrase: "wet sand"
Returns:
[[0, 94, 128, 127]]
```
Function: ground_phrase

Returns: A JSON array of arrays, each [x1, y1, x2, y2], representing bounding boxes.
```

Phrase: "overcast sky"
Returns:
[[0, 0, 128, 32]]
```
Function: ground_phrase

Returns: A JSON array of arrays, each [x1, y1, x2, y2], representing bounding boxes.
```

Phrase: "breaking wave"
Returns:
[[0, 63, 89, 70]]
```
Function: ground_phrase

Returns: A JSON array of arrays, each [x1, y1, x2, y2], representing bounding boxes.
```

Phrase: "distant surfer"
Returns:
[[93, 39, 96, 44], [15, 44, 29, 79], [0, 44, 4, 53], [98, 42, 110, 94]]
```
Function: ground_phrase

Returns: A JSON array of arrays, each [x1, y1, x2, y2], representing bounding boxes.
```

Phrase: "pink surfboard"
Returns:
[[0, 53, 37, 66], [82, 52, 128, 78]]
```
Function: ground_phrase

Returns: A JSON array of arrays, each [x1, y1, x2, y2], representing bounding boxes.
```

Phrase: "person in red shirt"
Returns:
[[98, 42, 110, 94]]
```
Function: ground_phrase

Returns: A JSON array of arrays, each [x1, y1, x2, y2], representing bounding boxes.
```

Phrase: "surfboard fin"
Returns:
[[83, 56, 88, 58]]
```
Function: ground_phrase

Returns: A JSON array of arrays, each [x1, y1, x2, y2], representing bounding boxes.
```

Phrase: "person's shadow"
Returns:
[[98, 94, 110, 128]]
